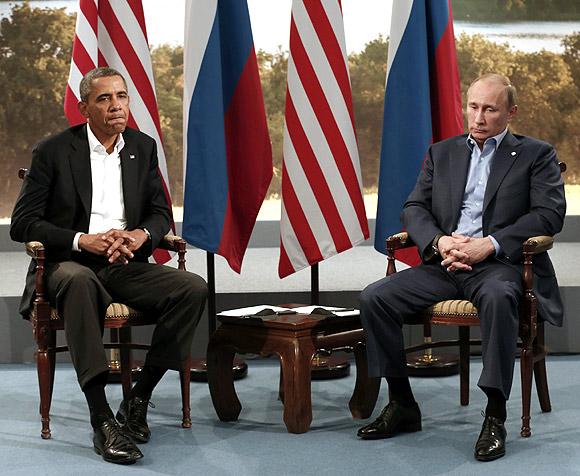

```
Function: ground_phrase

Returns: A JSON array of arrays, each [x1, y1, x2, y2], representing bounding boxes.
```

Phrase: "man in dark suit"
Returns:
[[357, 73, 565, 461], [11, 67, 208, 465]]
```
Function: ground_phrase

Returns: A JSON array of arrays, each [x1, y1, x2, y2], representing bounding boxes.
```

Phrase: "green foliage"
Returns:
[[151, 44, 184, 205], [1, 3, 580, 216], [349, 36, 388, 191], [256, 48, 288, 199], [453, 0, 580, 21], [0, 2, 75, 216]]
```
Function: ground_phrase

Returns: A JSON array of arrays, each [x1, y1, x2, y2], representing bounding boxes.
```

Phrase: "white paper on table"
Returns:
[[217, 305, 291, 317], [291, 305, 360, 317]]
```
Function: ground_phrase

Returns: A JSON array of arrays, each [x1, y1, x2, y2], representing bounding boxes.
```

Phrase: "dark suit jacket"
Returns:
[[401, 131, 566, 326], [10, 124, 172, 317]]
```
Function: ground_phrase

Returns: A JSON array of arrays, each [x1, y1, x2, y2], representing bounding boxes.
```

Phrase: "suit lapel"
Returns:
[[449, 137, 472, 225], [69, 126, 92, 222], [483, 131, 520, 212], [120, 136, 139, 229]]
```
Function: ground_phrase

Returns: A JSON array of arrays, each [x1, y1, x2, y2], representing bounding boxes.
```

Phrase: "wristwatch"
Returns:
[[431, 234, 443, 257]]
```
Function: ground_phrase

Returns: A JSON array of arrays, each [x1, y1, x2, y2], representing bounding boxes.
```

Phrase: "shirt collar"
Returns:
[[86, 124, 125, 155], [466, 127, 509, 152]]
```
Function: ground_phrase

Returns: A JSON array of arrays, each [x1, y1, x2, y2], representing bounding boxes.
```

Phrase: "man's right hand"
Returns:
[[437, 233, 470, 258]]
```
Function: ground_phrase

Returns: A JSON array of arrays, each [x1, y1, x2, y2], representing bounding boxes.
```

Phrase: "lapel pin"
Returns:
[[129, 154, 136, 160], [511, 151, 516, 156]]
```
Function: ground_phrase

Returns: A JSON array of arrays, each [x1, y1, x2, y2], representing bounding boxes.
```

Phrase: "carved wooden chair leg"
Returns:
[[47, 330, 57, 411], [533, 357, 551, 413], [180, 356, 192, 428], [118, 327, 133, 400], [520, 346, 534, 437], [533, 325, 551, 412], [459, 326, 470, 406], [36, 318, 53, 439]]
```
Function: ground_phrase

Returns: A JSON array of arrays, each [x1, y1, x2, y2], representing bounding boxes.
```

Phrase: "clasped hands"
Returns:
[[438, 233, 495, 273], [78, 229, 148, 264]]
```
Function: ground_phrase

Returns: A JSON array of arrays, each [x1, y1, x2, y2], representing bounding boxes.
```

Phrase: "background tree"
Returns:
[[1, 3, 579, 216], [349, 36, 388, 191], [257, 48, 288, 199], [151, 44, 184, 205], [0, 3, 75, 216]]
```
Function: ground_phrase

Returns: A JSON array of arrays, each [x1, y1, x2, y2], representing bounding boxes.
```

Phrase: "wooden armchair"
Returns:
[[386, 231, 554, 438], [17, 169, 192, 439]]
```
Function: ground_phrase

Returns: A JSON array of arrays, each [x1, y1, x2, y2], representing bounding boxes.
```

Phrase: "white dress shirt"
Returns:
[[453, 128, 509, 255], [72, 124, 126, 251]]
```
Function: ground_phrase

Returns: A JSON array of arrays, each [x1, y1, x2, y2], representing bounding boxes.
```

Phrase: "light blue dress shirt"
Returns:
[[453, 128, 509, 255]]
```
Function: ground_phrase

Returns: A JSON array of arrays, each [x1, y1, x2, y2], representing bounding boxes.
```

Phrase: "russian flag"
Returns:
[[374, 0, 463, 262], [183, 0, 272, 273]]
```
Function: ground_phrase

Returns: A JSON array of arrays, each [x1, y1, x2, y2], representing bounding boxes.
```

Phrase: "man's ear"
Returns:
[[77, 101, 89, 119], [507, 105, 518, 121]]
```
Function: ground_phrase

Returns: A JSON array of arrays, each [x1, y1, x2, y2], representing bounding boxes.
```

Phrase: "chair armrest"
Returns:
[[24, 241, 47, 302], [523, 236, 554, 255], [25, 241, 45, 259], [159, 234, 187, 253], [386, 232, 414, 252], [385, 232, 415, 276], [158, 234, 188, 271]]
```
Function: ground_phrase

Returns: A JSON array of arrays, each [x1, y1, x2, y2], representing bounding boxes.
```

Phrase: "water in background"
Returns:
[[1, 0, 579, 53]]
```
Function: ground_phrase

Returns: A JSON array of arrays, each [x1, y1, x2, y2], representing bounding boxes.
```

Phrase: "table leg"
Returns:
[[207, 329, 242, 422], [278, 363, 284, 403], [349, 343, 381, 419], [278, 339, 313, 434]]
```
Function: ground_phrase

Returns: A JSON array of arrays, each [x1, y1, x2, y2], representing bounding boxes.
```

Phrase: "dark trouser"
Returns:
[[46, 260, 208, 389], [359, 259, 522, 400]]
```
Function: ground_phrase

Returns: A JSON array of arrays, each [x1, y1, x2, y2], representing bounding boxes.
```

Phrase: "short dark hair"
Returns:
[[468, 73, 517, 109], [79, 67, 127, 102]]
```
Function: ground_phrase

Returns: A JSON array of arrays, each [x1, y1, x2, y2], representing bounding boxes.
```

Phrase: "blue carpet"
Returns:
[[0, 356, 579, 475]]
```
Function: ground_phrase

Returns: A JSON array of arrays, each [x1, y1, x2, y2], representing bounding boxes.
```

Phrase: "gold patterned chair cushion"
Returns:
[[423, 300, 479, 318], [31, 303, 146, 321]]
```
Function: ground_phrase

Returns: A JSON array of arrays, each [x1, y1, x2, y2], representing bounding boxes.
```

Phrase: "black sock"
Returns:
[[386, 376, 416, 407], [483, 387, 507, 422], [129, 365, 167, 400], [82, 372, 111, 427]]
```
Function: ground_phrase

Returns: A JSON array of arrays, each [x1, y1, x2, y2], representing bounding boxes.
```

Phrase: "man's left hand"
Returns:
[[102, 229, 149, 264], [451, 237, 495, 266]]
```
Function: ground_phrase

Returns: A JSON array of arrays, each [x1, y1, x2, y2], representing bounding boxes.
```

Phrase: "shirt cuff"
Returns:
[[488, 235, 501, 256], [72, 232, 83, 252]]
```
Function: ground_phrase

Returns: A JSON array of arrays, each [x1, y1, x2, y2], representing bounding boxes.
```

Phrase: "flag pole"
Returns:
[[207, 252, 216, 335], [309, 262, 349, 380], [310, 263, 319, 305], [190, 251, 248, 381]]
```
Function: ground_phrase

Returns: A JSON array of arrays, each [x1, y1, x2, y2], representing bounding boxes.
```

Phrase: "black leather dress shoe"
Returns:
[[474, 415, 507, 462], [357, 401, 422, 440], [93, 415, 143, 465], [117, 396, 151, 443]]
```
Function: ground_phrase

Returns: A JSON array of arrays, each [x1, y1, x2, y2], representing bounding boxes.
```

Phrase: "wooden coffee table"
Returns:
[[206, 309, 380, 433]]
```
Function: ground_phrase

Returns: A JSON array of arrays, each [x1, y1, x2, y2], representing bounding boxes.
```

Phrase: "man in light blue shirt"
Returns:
[[358, 74, 566, 462]]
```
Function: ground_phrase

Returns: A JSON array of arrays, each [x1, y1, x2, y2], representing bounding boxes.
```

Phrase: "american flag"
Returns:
[[279, 0, 368, 278], [64, 0, 172, 263]]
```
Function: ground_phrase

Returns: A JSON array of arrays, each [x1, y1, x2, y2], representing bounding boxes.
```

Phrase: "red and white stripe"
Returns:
[[279, 0, 369, 278], [64, 0, 172, 263]]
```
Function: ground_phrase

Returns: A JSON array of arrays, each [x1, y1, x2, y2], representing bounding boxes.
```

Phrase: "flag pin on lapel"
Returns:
[[130, 154, 136, 160], [511, 151, 516, 156]]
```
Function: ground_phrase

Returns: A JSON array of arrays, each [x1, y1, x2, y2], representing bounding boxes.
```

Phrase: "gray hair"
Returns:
[[79, 67, 127, 102], [469, 73, 518, 109]]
